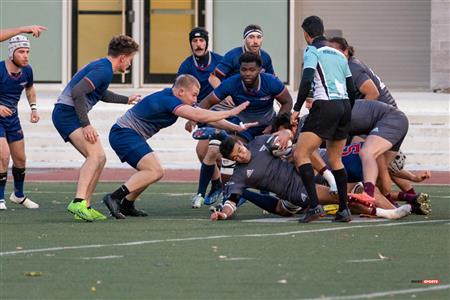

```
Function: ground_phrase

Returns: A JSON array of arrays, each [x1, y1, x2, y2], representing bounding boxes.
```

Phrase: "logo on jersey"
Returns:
[[20, 81, 28, 86], [371, 127, 379, 133], [259, 96, 271, 101], [246, 169, 254, 178]]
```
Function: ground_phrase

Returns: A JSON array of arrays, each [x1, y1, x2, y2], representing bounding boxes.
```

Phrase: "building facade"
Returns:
[[0, 0, 448, 90]]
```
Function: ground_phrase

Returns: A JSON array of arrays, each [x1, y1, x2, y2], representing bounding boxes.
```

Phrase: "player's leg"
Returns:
[[0, 136, 10, 210], [193, 142, 221, 208], [359, 135, 392, 198]]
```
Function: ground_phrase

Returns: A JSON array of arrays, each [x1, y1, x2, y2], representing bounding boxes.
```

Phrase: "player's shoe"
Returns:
[[191, 193, 204, 208], [89, 207, 107, 220], [120, 202, 148, 217], [192, 127, 228, 141], [348, 192, 376, 204], [10, 193, 39, 209], [298, 205, 325, 223], [411, 193, 431, 215], [205, 188, 222, 205], [103, 194, 125, 219], [332, 208, 352, 222], [0, 200, 6, 210], [67, 200, 93, 222]]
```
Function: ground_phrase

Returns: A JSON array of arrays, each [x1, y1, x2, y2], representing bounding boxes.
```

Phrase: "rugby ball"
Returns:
[[267, 136, 293, 157]]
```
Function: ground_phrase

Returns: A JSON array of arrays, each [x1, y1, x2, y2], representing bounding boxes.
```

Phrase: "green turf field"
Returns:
[[1, 182, 449, 300]]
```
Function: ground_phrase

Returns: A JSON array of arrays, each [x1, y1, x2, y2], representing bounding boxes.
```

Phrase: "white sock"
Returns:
[[376, 204, 411, 219]]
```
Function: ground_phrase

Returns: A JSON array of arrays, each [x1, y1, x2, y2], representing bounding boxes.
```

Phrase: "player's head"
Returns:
[[189, 27, 209, 57], [301, 16, 324, 43], [173, 74, 200, 105], [328, 37, 354, 58], [275, 112, 292, 131], [239, 52, 262, 87], [243, 24, 263, 54], [8, 35, 30, 68], [108, 35, 139, 73], [220, 136, 251, 163]]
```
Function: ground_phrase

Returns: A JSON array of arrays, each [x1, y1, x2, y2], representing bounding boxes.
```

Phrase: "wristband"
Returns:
[[30, 103, 37, 111]]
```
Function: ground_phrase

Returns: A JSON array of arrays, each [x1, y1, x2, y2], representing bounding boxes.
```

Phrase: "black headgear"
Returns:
[[189, 27, 209, 50]]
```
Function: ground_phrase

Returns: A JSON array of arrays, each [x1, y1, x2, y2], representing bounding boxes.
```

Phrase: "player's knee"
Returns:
[[359, 147, 374, 161]]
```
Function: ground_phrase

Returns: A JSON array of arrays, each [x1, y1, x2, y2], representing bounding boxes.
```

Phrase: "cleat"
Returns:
[[411, 193, 431, 215], [102, 194, 125, 219], [191, 193, 204, 208], [205, 188, 222, 205], [192, 127, 228, 141], [67, 200, 93, 222], [333, 208, 352, 222], [348, 192, 375, 204], [120, 204, 148, 217], [298, 205, 325, 223], [10, 193, 39, 209], [0, 200, 6, 210], [88, 207, 107, 220]]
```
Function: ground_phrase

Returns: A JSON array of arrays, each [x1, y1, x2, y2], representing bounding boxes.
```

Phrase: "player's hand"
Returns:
[[210, 211, 228, 221], [185, 120, 197, 132], [262, 124, 273, 135], [0, 105, 13, 117], [128, 94, 141, 105], [413, 170, 431, 182], [273, 130, 291, 150], [82, 125, 99, 144], [22, 25, 48, 37], [290, 111, 299, 127], [230, 101, 249, 116], [30, 110, 40, 123], [236, 121, 258, 132], [221, 96, 235, 107]]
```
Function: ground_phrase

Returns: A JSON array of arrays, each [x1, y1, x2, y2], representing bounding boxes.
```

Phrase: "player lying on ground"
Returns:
[[209, 135, 411, 221]]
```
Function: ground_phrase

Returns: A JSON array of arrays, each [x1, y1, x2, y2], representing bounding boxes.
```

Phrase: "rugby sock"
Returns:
[[332, 168, 349, 211], [363, 182, 375, 197], [73, 198, 84, 203], [384, 193, 398, 206], [0, 171, 7, 200], [12, 166, 25, 198], [398, 192, 417, 204], [297, 163, 319, 207], [198, 163, 215, 197], [242, 189, 278, 214], [406, 187, 416, 194], [111, 185, 130, 200], [211, 178, 222, 191]]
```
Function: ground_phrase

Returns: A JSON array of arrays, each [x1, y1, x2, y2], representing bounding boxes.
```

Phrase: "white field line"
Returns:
[[22, 191, 194, 196], [301, 284, 450, 300], [81, 255, 123, 260], [346, 258, 384, 263], [0, 219, 447, 257]]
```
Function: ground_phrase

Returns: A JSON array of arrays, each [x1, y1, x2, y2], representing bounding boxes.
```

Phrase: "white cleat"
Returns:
[[0, 200, 6, 210], [191, 193, 204, 209], [10, 193, 39, 209]]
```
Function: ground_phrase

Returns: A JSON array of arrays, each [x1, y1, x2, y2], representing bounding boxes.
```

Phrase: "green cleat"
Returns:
[[67, 200, 93, 222], [89, 207, 107, 220]]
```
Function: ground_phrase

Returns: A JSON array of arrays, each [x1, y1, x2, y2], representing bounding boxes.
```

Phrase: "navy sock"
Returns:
[[12, 166, 25, 198], [242, 189, 278, 214], [111, 185, 130, 200], [197, 163, 215, 197], [0, 172, 7, 200], [297, 163, 319, 207], [332, 168, 349, 210]]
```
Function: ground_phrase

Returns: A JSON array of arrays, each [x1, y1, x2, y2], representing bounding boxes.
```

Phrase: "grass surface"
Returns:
[[1, 183, 449, 300]]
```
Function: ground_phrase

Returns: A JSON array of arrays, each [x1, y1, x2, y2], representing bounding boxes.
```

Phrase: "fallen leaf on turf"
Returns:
[[277, 279, 287, 284], [377, 253, 390, 260], [24, 272, 42, 277]]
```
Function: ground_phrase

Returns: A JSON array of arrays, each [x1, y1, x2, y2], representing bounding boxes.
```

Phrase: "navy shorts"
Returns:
[[0, 113, 24, 143], [109, 124, 153, 169], [52, 103, 81, 142]]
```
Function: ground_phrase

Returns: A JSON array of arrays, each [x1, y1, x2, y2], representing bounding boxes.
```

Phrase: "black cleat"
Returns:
[[103, 193, 126, 219], [333, 208, 352, 222], [299, 205, 325, 223], [120, 205, 148, 217]]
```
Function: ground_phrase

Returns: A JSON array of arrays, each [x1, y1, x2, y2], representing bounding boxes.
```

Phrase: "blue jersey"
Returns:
[[115, 88, 185, 140], [215, 47, 274, 79], [177, 51, 223, 101], [320, 142, 363, 183], [212, 73, 285, 126], [303, 38, 352, 101], [57, 58, 113, 112], [0, 61, 33, 110]]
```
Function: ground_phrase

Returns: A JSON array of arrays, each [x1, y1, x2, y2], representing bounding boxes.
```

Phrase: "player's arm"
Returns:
[[346, 76, 356, 108], [358, 79, 380, 100], [0, 25, 47, 41], [292, 67, 315, 118], [210, 195, 238, 221], [208, 119, 258, 132], [101, 90, 141, 105], [71, 78, 99, 143], [197, 91, 221, 109], [391, 169, 431, 183], [275, 87, 293, 116], [174, 101, 249, 123], [25, 85, 39, 123]]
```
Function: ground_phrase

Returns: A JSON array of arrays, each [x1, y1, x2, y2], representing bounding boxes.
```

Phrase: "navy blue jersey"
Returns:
[[115, 88, 185, 139], [57, 57, 113, 112], [319, 142, 364, 183], [212, 73, 285, 126], [0, 61, 33, 110], [215, 46, 274, 79], [177, 51, 223, 101]]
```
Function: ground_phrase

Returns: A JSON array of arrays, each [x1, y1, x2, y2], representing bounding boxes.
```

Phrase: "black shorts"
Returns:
[[301, 99, 351, 140]]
